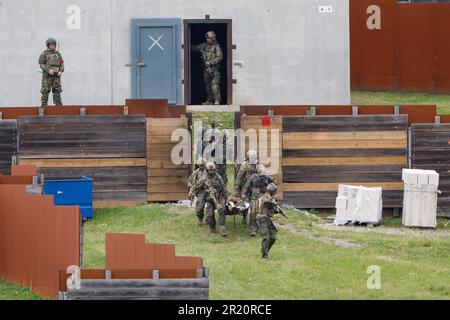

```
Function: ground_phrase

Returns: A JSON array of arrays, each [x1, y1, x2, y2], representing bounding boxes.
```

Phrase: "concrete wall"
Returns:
[[0, 0, 350, 106]]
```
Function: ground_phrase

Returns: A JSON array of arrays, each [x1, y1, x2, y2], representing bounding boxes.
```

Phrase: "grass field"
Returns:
[[351, 91, 450, 114], [1, 90, 450, 300], [81, 205, 450, 300]]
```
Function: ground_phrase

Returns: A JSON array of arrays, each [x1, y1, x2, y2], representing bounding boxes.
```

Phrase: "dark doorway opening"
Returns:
[[184, 19, 232, 105]]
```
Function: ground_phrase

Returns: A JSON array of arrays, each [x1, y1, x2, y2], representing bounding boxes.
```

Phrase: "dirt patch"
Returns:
[[318, 221, 450, 239], [276, 222, 365, 249]]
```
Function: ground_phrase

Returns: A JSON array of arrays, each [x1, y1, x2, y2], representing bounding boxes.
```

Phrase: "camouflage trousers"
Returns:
[[256, 216, 277, 258], [205, 200, 226, 231], [249, 196, 261, 235], [195, 193, 206, 222], [203, 68, 221, 103], [41, 76, 63, 106]]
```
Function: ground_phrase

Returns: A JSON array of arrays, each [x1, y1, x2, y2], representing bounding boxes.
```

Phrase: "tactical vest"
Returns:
[[202, 43, 221, 69], [45, 51, 63, 73], [251, 175, 272, 197]]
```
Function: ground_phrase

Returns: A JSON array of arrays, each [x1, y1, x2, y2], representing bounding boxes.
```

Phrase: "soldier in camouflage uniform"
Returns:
[[242, 164, 276, 237], [192, 31, 223, 105], [191, 162, 229, 237], [38, 38, 64, 106], [235, 150, 258, 196], [188, 158, 208, 226], [256, 183, 280, 259]]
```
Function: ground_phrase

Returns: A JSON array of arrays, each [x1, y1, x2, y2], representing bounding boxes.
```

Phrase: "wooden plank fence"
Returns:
[[0, 120, 17, 175], [147, 118, 190, 202], [282, 115, 408, 208], [411, 124, 450, 216], [17, 115, 147, 207]]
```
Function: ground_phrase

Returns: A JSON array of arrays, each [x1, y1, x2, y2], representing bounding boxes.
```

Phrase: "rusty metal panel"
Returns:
[[0, 107, 39, 119], [350, 0, 398, 90], [397, 4, 435, 92], [0, 179, 80, 298], [358, 105, 395, 114], [400, 105, 437, 125], [11, 165, 37, 176], [316, 106, 353, 115], [440, 115, 450, 124], [105, 233, 146, 270], [435, 5, 450, 93]]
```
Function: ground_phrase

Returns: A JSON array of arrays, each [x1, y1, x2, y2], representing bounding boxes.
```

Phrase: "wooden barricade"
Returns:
[[239, 115, 283, 199], [0, 120, 17, 175], [147, 117, 190, 202], [17, 115, 147, 208], [411, 124, 450, 216], [282, 115, 408, 208]]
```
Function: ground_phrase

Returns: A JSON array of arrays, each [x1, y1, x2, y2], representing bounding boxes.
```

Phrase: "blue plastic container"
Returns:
[[43, 176, 93, 219]]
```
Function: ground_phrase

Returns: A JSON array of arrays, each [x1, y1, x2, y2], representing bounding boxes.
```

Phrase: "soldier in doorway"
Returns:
[[192, 31, 223, 105], [242, 164, 276, 237], [188, 158, 208, 226], [191, 162, 229, 237], [38, 38, 64, 106]]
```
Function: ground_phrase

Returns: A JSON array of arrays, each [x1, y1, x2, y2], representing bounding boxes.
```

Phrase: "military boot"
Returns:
[[41, 93, 49, 107], [197, 217, 203, 226], [219, 226, 228, 237], [202, 100, 213, 105], [214, 100, 220, 106], [209, 226, 217, 234]]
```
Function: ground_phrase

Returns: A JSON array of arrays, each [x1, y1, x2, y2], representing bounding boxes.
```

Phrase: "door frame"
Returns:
[[131, 18, 182, 105], [183, 19, 233, 106]]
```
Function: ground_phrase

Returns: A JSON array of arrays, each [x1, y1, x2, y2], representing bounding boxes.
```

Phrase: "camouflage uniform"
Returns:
[[38, 39, 64, 106], [191, 165, 229, 236], [242, 173, 275, 236], [188, 166, 207, 225], [256, 188, 279, 259], [193, 32, 223, 105], [235, 160, 257, 196]]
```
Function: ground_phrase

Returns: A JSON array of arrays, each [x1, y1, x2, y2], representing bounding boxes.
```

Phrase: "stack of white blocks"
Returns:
[[402, 169, 439, 228], [334, 185, 383, 226]]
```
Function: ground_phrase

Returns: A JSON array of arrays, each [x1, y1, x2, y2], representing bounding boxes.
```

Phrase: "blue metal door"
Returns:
[[131, 19, 182, 105]]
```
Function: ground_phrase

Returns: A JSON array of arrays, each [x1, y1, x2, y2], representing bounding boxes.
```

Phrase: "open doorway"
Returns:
[[184, 19, 232, 106]]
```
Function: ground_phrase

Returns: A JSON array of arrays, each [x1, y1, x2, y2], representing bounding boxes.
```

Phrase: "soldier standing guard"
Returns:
[[192, 31, 223, 105], [39, 38, 64, 106], [191, 163, 229, 237]]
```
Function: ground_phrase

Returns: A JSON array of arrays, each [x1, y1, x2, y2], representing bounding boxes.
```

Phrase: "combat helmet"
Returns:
[[267, 183, 278, 195], [46, 38, 57, 47]]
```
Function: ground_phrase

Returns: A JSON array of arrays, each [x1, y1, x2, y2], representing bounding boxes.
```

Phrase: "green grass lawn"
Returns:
[[351, 91, 450, 114], [79, 204, 450, 300]]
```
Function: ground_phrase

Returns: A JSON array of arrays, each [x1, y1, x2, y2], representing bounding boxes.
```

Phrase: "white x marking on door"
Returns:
[[148, 35, 164, 51]]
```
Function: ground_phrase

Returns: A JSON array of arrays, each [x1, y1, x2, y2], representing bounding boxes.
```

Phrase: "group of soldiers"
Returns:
[[188, 150, 285, 259]]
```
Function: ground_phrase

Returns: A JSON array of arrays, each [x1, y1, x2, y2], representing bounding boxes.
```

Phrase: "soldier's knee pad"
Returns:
[[41, 88, 51, 94]]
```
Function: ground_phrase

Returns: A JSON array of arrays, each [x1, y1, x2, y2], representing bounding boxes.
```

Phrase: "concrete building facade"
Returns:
[[0, 0, 350, 106]]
